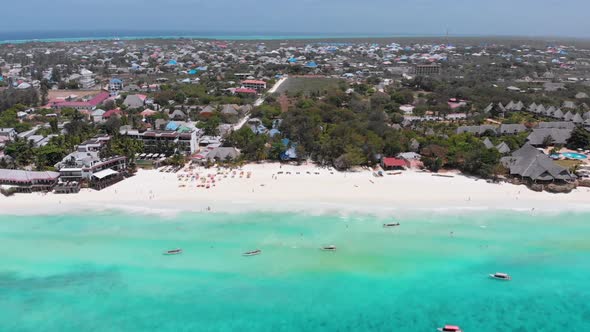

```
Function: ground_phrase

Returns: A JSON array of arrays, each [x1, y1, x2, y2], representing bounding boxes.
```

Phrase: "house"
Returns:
[[496, 142, 511, 154], [123, 94, 147, 108], [102, 109, 122, 120], [381, 157, 408, 170], [0, 128, 17, 141], [501, 144, 574, 183], [91, 109, 106, 123], [221, 104, 240, 116], [109, 78, 123, 94]]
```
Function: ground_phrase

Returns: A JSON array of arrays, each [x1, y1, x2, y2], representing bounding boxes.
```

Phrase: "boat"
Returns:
[[489, 272, 511, 281], [163, 248, 183, 255], [383, 222, 400, 227], [243, 249, 262, 256], [437, 325, 462, 332], [321, 245, 337, 251]]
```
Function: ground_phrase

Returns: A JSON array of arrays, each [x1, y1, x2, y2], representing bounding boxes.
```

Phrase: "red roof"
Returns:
[[382, 157, 407, 167], [235, 88, 257, 94], [242, 80, 266, 85], [102, 109, 122, 118]]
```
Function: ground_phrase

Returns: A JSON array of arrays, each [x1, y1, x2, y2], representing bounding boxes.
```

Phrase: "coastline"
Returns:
[[1, 163, 590, 217]]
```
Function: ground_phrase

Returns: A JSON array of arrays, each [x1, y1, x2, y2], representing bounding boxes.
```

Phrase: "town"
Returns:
[[1, 37, 590, 195]]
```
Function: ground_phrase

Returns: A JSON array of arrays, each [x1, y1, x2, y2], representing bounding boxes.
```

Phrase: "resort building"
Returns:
[[55, 136, 127, 185], [501, 144, 575, 184], [120, 127, 201, 155], [0, 169, 60, 194]]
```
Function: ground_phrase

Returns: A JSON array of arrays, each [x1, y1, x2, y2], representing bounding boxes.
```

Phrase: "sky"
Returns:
[[2, 0, 590, 38]]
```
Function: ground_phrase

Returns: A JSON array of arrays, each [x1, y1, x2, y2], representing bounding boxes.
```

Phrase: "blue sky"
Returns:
[[2, 0, 590, 37]]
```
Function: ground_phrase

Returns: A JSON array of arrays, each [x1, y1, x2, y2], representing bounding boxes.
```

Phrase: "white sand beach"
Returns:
[[1, 163, 590, 216]]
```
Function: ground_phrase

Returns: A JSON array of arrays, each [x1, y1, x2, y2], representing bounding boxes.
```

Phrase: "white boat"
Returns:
[[489, 272, 511, 281], [243, 249, 261, 256], [321, 245, 337, 251], [437, 325, 462, 332], [163, 248, 183, 255], [383, 222, 400, 228]]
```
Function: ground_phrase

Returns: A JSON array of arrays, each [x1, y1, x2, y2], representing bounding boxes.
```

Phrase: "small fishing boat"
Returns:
[[163, 248, 183, 255], [383, 222, 400, 228], [437, 325, 462, 332], [321, 245, 337, 251], [243, 249, 262, 256], [489, 272, 511, 281]]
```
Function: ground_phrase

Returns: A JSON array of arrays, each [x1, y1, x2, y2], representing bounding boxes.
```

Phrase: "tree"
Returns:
[[567, 127, 590, 150]]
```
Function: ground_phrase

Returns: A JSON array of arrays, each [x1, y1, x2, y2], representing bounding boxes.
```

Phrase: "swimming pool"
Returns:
[[560, 152, 588, 160]]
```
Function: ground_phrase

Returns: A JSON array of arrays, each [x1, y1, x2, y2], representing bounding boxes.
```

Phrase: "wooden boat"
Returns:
[[321, 245, 337, 251], [243, 249, 262, 256], [437, 325, 462, 332], [383, 222, 400, 228], [163, 248, 183, 255], [489, 272, 511, 281]]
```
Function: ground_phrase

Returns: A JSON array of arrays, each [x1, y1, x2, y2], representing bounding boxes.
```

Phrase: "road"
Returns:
[[233, 76, 288, 131]]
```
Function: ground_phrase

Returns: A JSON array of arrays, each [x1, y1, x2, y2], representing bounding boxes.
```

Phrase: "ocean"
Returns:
[[0, 210, 589, 331], [0, 31, 450, 44]]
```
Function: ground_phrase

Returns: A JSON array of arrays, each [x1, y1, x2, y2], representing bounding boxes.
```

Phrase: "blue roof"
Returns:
[[288, 57, 297, 63], [0, 76, 3, 82], [165, 121, 180, 131], [305, 61, 318, 68], [167, 60, 178, 65], [196, 66, 208, 71], [188, 69, 198, 75], [110, 78, 123, 83], [268, 129, 281, 137]]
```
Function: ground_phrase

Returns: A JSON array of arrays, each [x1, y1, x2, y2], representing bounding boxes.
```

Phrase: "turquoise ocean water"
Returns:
[[0, 210, 589, 331]]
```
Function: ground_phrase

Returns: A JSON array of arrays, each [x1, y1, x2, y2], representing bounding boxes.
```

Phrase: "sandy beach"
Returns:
[[1, 163, 590, 216]]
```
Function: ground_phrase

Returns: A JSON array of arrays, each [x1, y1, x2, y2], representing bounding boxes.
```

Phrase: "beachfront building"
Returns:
[[501, 144, 575, 184], [0, 169, 60, 194], [241, 80, 267, 91], [381, 157, 408, 170], [55, 136, 127, 185], [191, 147, 241, 164], [121, 127, 201, 155]]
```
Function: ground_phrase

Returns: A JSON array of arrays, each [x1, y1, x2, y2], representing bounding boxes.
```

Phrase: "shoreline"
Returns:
[[2, 163, 590, 217]]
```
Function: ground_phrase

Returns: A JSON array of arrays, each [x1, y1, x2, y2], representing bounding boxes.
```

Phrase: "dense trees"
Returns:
[[567, 127, 590, 150]]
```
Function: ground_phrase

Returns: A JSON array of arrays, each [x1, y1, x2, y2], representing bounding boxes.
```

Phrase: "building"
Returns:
[[192, 147, 241, 164], [49, 91, 110, 110], [55, 136, 127, 183], [0, 169, 60, 193], [527, 128, 573, 146], [121, 128, 201, 155], [78, 69, 96, 89], [241, 80, 267, 91], [109, 78, 124, 93], [501, 144, 574, 183], [381, 157, 408, 170], [414, 64, 441, 76], [123, 94, 147, 108]]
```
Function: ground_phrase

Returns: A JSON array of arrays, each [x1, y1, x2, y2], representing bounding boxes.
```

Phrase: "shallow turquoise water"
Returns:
[[1, 210, 589, 331]]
